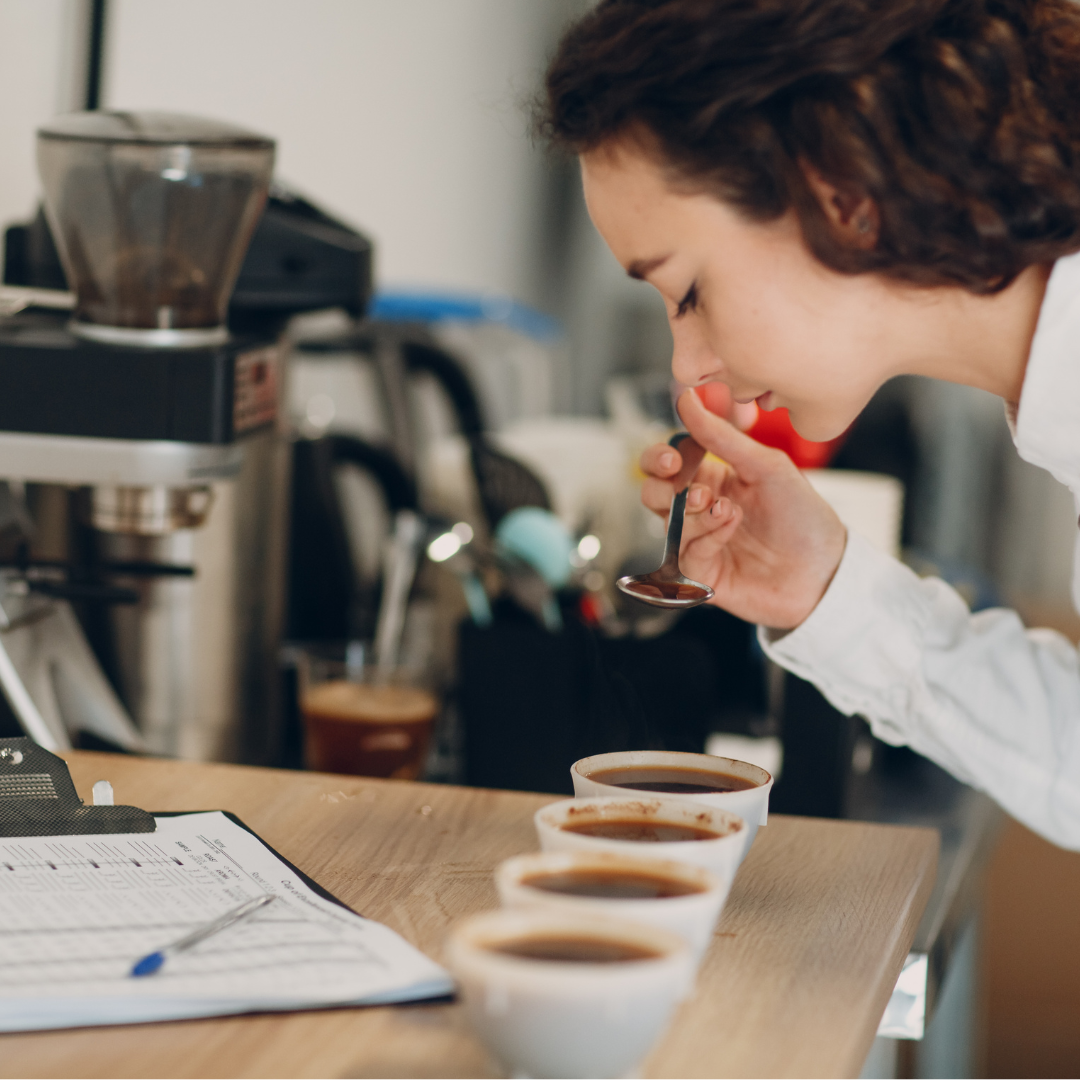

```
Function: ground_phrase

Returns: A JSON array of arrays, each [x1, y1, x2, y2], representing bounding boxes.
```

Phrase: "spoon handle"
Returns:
[[660, 486, 690, 574], [659, 434, 705, 575], [668, 432, 706, 494]]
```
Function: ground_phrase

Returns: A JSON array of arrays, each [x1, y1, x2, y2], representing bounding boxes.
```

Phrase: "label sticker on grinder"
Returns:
[[234, 346, 279, 433]]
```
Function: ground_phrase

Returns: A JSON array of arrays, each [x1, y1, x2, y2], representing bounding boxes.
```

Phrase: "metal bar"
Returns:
[[84, 0, 108, 111]]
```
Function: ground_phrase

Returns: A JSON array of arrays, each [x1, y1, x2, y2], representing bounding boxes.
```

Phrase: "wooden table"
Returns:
[[0, 752, 938, 1079]]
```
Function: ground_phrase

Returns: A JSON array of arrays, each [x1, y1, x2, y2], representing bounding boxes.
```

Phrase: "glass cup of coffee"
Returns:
[[446, 907, 695, 1079], [496, 850, 730, 958], [534, 796, 747, 884], [571, 750, 773, 860], [299, 648, 438, 780]]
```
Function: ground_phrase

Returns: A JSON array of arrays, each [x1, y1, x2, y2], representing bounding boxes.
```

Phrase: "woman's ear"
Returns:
[[800, 160, 879, 249]]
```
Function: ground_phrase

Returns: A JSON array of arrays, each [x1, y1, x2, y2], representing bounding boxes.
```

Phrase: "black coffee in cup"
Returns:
[[489, 935, 663, 963], [588, 765, 758, 794], [521, 866, 704, 900], [559, 818, 724, 843]]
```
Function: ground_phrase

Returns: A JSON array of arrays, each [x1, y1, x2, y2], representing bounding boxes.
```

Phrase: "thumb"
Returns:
[[677, 389, 778, 480], [692, 382, 757, 431]]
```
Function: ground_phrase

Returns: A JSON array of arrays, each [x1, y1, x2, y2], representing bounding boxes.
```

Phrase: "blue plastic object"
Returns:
[[369, 290, 562, 344], [131, 951, 165, 977], [495, 507, 574, 589]]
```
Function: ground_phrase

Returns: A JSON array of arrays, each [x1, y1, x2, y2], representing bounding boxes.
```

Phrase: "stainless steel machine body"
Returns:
[[0, 387, 290, 763], [91, 430, 291, 762]]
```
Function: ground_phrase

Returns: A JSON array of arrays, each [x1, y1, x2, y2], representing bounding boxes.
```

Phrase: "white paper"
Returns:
[[0, 811, 453, 1031]]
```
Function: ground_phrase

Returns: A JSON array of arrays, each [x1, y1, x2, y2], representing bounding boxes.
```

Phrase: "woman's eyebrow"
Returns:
[[626, 254, 671, 279]]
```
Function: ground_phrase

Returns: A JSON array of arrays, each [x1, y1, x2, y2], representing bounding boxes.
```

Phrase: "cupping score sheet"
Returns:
[[0, 811, 454, 1032]]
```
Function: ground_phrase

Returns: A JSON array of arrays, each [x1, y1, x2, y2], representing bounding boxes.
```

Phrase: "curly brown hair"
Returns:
[[540, 0, 1080, 292]]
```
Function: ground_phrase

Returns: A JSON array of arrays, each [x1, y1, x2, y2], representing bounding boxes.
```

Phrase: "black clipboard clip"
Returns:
[[0, 736, 155, 836]]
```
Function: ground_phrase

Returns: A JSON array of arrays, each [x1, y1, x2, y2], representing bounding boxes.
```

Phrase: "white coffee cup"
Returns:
[[446, 907, 695, 1079], [572, 750, 773, 858], [534, 795, 747, 884], [496, 849, 730, 958]]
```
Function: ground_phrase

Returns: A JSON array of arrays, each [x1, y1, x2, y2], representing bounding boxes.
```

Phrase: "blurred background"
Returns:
[[0, 1, 1078, 1076]]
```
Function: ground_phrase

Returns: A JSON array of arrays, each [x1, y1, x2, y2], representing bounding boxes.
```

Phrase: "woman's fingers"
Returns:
[[681, 499, 743, 577], [676, 390, 784, 481], [641, 475, 672, 516], [640, 442, 682, 479], [686, 484, 711, 512], [703, 497, 741, 545], [710, 495, 739, 525], [639, 402, 748, 523], [641, 446, 729, 490], [641, 478, 719, 517]]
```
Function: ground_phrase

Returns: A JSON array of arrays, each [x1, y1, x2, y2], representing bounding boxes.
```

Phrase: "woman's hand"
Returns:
[[640, 390, 847, 629]]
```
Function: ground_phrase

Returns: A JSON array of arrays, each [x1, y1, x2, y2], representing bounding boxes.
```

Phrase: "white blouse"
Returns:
[[760, 250, 1080, 850]]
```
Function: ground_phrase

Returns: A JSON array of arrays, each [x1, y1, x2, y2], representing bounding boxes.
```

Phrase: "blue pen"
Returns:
[[131, 893, 277, 977]]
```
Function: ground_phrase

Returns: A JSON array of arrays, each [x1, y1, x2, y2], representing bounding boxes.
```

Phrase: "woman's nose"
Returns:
[[669, 315, 722, 387]]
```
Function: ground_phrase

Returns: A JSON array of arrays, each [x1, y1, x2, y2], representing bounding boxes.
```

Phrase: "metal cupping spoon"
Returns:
[[617, 432, 715, 609]]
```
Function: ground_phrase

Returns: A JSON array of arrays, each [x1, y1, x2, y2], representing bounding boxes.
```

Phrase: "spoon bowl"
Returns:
[[617, 433, 714, 609], [616, 575, 713, 607]]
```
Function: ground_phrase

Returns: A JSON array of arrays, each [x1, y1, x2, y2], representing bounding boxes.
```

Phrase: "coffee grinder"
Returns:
[[0, 112, 282, 760]]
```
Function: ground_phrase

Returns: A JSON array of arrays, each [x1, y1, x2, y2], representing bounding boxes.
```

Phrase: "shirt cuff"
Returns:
[[756, 530, 931, 735]]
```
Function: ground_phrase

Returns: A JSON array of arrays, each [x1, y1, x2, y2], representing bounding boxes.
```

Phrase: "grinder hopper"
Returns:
[[36, 111, 274, 347]]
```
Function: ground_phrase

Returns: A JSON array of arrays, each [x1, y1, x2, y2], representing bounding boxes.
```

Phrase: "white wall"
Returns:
[[0, 0, 85, 233], [105, 0, 557, 302]]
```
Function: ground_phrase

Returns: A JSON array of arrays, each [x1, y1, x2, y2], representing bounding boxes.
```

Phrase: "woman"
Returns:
[[541, 0, 1080, 847]]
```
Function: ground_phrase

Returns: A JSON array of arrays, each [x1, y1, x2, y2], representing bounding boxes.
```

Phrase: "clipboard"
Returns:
[[0, 737, 454, 1033], [0, 736, 355, 912], [0, 736, 155, 836]]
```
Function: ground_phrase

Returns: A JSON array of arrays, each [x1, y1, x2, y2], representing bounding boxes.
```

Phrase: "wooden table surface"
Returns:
[[0, 752, 938, 1079]]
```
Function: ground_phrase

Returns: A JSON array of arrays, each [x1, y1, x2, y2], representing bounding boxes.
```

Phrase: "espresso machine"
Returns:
[[0, 111, 372, 764]]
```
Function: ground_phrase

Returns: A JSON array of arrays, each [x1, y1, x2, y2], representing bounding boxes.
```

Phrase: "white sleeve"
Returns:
[[758, 530, 1080, 850]]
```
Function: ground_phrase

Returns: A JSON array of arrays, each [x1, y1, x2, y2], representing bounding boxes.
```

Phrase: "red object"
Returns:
[[578, 591, 605, 627], [745, 406, 845, 468], [694, 382, 737, 417], [692, 384, 845, 469]]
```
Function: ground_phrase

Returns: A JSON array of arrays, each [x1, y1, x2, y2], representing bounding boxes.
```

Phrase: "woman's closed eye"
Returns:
[[675, 282, 698, 318]]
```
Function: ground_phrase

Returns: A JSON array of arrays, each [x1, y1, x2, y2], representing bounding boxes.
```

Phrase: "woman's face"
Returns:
[[581, 142, 910, 441]]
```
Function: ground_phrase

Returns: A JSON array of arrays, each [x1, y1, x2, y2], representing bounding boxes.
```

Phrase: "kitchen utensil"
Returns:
[[425, 521, 492, 627], [616, 433, 714, 608], [399, 339, 551, 530], [494, 507, 575, 633], [373, 508, 425, 678], [286, 434, 417, 645]]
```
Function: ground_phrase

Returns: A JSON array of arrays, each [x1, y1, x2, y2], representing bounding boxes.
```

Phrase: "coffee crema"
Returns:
[[559, 819, 719, 843], [588, 765, 758, 795], [521, 868, 703, 899], [303, 680, 437, 725], [488, 935, 662, 963], [302, 679, 438, 780]]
